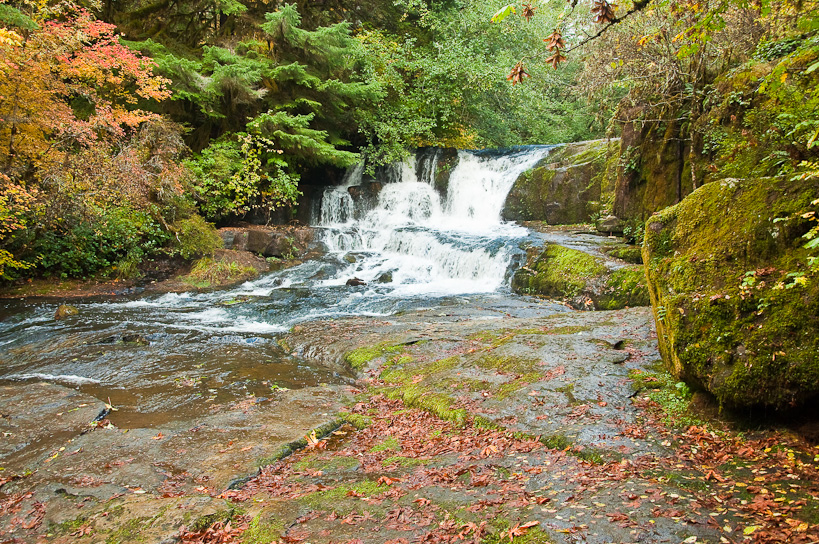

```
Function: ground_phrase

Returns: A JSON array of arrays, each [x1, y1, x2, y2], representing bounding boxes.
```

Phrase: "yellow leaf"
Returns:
[[743, 525, 762, 535]]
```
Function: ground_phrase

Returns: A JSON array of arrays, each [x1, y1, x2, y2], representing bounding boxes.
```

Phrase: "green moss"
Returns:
[[370, 436, 400, 452], [475, 354, 541, 375], [241, 515, 285, 544], [381, 455, 429, 467], [542, 325, 591, 335], [300, 486, 350, 509], [512, 243, 606, 299], [340, 412, 372, 430], [388, 384, 468, 426], [644, 176, 819, 409], [54, 515, 90, 536], [256, 419, 345, 466], [495, 372, 542, 400], [482, 521, 556, 544], [344, 342, 402, 370], [105, 516, 152, 544], [381, 355, 460, 384], [602, 245, 643, 264], [594, 266, 651, 310], [629, 365, 702, 428]]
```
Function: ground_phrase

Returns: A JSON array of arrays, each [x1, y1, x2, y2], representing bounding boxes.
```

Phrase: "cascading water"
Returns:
[[0, 146, 554, 423], [315, 146, 552, 296]]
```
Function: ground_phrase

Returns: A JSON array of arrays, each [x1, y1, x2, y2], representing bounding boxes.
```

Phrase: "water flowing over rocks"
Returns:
[[2, 147, 818, 544]]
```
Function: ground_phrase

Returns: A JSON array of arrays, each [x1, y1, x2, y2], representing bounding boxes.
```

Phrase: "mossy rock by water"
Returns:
[[601, 244, 643, 264], [512, 243, 650, 310], [502, 139, 616, 224], [643, 177, 819, 410]]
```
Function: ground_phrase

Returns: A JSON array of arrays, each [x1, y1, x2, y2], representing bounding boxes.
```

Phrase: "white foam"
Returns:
[[315, 147, 549, 297], [6, 373, 101, 385]]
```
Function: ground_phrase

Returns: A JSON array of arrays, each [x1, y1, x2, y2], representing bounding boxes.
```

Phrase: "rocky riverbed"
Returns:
[[1, 293, 817, 543]]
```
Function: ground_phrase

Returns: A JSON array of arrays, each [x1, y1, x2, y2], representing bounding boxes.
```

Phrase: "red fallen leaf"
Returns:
[[507, 520, 539, 540], [704, 470, 726, 482], [481, 444, 499, 457], [598, 401, 608, 407], [606, 511, 629, 522], [151, 432, 164, 440], [533, 496, 551, 504], [70, 524, 94, 537], [378, 476, 401, 486], [21, 501, 45, 530], [414, 498, 431, 506]]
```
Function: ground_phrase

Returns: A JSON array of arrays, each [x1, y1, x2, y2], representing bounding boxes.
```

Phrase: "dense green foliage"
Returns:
[[2, 0, 816, 284], [0, 0, 604, 281]]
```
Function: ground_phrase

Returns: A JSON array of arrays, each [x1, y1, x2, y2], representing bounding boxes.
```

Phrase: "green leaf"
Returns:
[[0, 5, 38, 31], [806, 60, 819, 74], [490, 4, 516, 23]]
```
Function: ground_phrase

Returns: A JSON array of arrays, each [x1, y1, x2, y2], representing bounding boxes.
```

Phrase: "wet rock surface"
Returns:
[[0, 384, 352, 543], [2, 299, 818, 543], [502, 140, 616, 224]]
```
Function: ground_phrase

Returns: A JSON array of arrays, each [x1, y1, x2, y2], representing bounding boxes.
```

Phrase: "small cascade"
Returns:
[[315, 146, 552, 295], [318, 162, 363, 225]]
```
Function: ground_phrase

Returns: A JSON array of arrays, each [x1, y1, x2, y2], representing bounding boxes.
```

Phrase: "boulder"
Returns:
[[596, 215, 625, 235], [220, 226, 315, 259], [644, 177, 819, 410], [54, 304, 79, 320], [346, 278, 366, 287], [512, 244, 649, 310], [502, 139, 617, 224]]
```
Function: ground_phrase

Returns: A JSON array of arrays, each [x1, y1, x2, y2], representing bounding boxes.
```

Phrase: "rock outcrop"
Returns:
[[512, 243, 650, 310], [502, 139, 617, 224], [643, 177, 819, 410], [219, 226, 316, 259]]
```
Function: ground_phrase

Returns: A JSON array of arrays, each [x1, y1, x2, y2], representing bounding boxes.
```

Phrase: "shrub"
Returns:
[[170, 215, 223, 260]]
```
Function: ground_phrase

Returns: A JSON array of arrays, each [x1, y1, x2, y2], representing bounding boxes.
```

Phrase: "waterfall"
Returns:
[[315, 146, 552, 295]]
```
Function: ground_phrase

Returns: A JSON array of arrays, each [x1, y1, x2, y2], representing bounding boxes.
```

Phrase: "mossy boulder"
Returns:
[[54, 304, 79, 320], [512, 243, 650, 310], [643, 177, 819, 410], [502, 139, 617, 224], [601, 244, 643, 264]]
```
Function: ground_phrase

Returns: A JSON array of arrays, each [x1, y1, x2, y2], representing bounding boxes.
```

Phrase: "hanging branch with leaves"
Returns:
[[492, 0, 656, 83]]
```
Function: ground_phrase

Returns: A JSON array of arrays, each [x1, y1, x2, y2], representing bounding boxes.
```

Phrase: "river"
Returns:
[[0, 146, 557, 427]]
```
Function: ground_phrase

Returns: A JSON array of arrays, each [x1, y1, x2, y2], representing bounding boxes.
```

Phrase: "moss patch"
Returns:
[[344, 343, 403, 370], [594, 266, 650, 309], [602, 245, 643, 264], [512, 244, 607, 300], [241, 514, 285, 544]]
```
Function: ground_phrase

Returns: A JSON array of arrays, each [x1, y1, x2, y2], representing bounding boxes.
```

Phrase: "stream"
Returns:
[[0, 145, 592, 428]]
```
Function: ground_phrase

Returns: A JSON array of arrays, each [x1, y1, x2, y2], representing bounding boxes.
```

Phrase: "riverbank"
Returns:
[[2, 298, 817, 544]]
